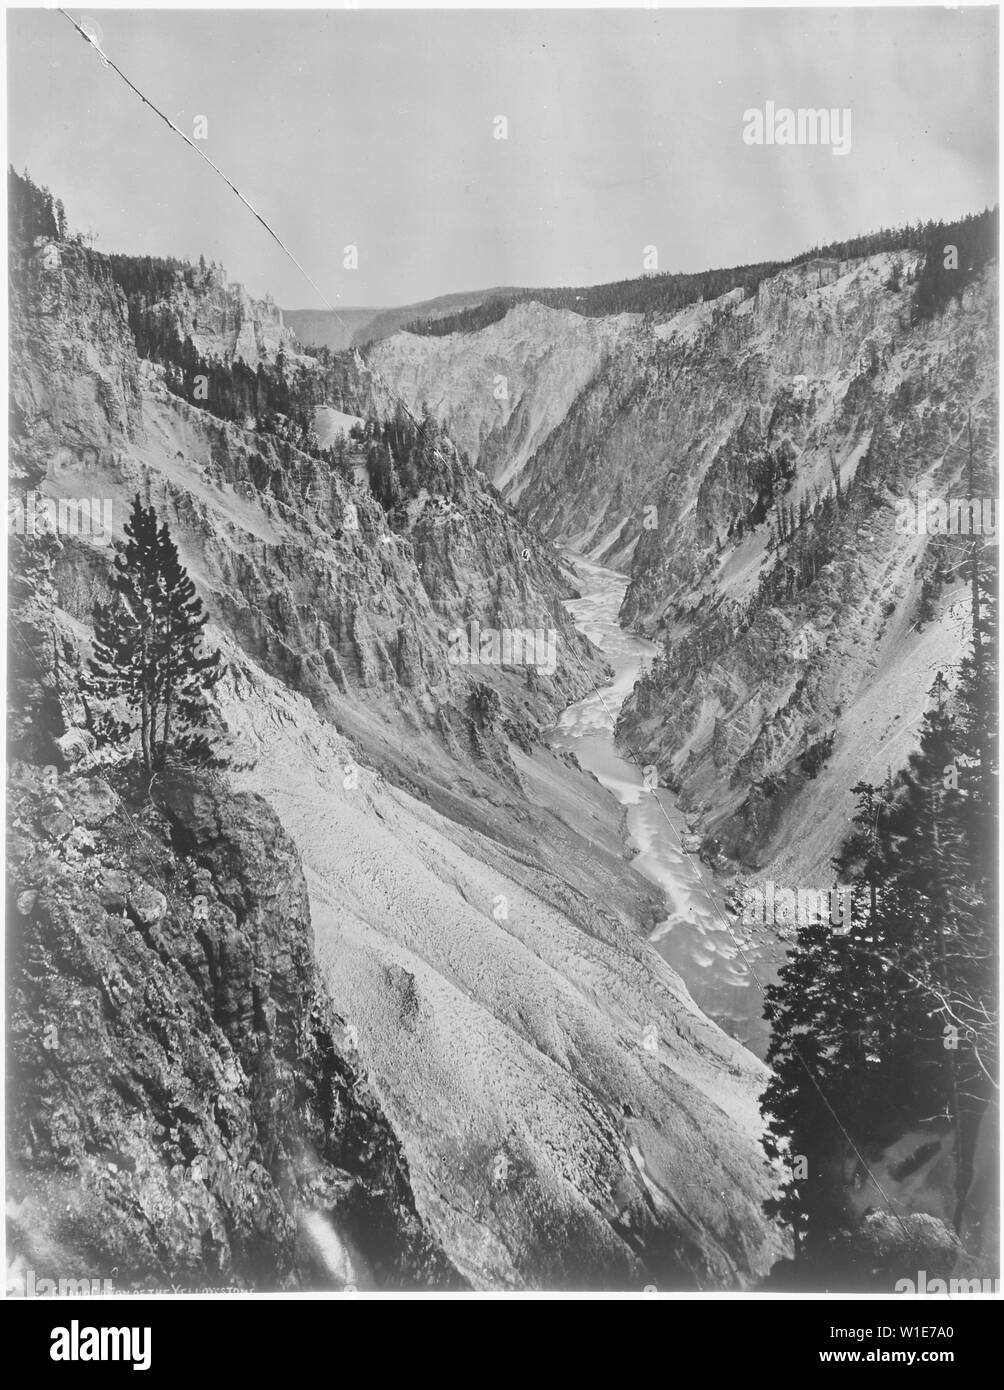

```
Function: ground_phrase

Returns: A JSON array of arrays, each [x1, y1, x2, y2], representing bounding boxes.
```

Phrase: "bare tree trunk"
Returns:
[[967, 413, 989, 793], [140, 630, 153, 774], [140, 689, 152, 775], [930, 784, 963, 1226], [161, 613, 174, 769]]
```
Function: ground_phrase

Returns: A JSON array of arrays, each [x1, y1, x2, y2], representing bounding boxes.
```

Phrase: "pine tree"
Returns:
[[763, 446, 997, 1268], [88, 496, 224, 774], [762, 554, 998, 1272], [761, 807, 936, 1263]]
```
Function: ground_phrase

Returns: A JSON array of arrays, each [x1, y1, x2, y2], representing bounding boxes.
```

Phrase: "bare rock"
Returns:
[[66, 777, 119, 827], [39, 807, 74, 841], [7, 762, 456, 1292], [55, 728, 96, 767], [126, 880, 168, 927], [97, 869, 130, 912]]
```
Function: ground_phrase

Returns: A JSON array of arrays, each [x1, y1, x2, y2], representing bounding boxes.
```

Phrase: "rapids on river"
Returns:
[[551, 553, 772, 1057]]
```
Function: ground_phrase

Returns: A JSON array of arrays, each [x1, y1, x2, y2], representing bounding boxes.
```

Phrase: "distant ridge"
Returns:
[[284, 286, 521, 350], [286, 207, 997, 351]]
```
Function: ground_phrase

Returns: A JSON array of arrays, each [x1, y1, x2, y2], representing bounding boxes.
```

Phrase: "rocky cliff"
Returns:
[[146, 263, 295, 367], [10, 234, 603, 753], [368, 301, 635, 495], [6, 760, 454, 1291], [615, 256, 997, 884], [8, 201, 787, 1288]]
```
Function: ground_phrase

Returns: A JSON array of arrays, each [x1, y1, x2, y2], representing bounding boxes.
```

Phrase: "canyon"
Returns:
[[368, 250, 997, 896], [9, 199, 785, 1291], [8, 178, 997, 1291]]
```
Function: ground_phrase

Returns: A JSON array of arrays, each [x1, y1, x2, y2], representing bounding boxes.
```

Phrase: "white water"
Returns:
[[552, 554, 770, 1056]]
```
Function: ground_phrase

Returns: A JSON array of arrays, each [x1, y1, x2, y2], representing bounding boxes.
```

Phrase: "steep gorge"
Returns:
[[7, 193, 786, 1289], [369, 251, 997, 889]]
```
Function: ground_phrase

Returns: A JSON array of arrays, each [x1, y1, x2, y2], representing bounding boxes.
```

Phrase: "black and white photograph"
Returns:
[[3, 0, 999, 1330]]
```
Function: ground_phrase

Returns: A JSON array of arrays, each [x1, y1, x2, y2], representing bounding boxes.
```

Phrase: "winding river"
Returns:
[[551, 554, 771, 1057]]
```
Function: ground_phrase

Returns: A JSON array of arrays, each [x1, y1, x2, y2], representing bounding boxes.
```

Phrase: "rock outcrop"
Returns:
[[145, 264, 295, 367], [6, 761, 455, 1291], [368, 301, 636, 494]]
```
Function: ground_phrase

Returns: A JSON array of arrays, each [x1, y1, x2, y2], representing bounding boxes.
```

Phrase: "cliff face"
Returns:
[[217, 655, 785, 1290], [8, 218, 787, 1288], [8, 239, 142, 484], [615, 257, 997, 882], [147, 265, 295, 367], [368, 301, 635, 494], [6, 761, 454, 1291], [9, 233, 603, 750]]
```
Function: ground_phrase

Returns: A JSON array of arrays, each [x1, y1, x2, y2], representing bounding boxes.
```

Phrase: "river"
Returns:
[[551, 553, 771, 1057]]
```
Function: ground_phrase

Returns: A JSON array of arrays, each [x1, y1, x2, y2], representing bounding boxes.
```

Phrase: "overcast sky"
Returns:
[[6, 6, 999, 309]]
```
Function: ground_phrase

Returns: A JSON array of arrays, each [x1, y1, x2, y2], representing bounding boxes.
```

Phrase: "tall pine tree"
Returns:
[[88, 496, 224, 774]]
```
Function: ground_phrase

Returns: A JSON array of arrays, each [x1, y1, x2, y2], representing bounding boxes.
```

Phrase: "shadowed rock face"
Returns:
[[6, 764, 457, 1291]]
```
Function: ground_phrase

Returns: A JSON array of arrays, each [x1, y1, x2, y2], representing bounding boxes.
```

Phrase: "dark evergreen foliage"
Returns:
[[88, 497, 225, 774], [360, 404, 462, 511], [7, 165, 61, 246], [406, 297, 515, 337], [761, 543, 997, 1273], [912, 209, 999, 323]]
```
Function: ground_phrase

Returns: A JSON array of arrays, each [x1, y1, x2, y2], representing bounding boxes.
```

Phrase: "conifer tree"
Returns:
[[761, 557, 998, 1270], [88, 496, 224, 774]]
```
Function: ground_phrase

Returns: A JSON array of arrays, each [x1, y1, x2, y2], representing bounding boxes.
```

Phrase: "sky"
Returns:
[[6, 5, 999, 309]]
